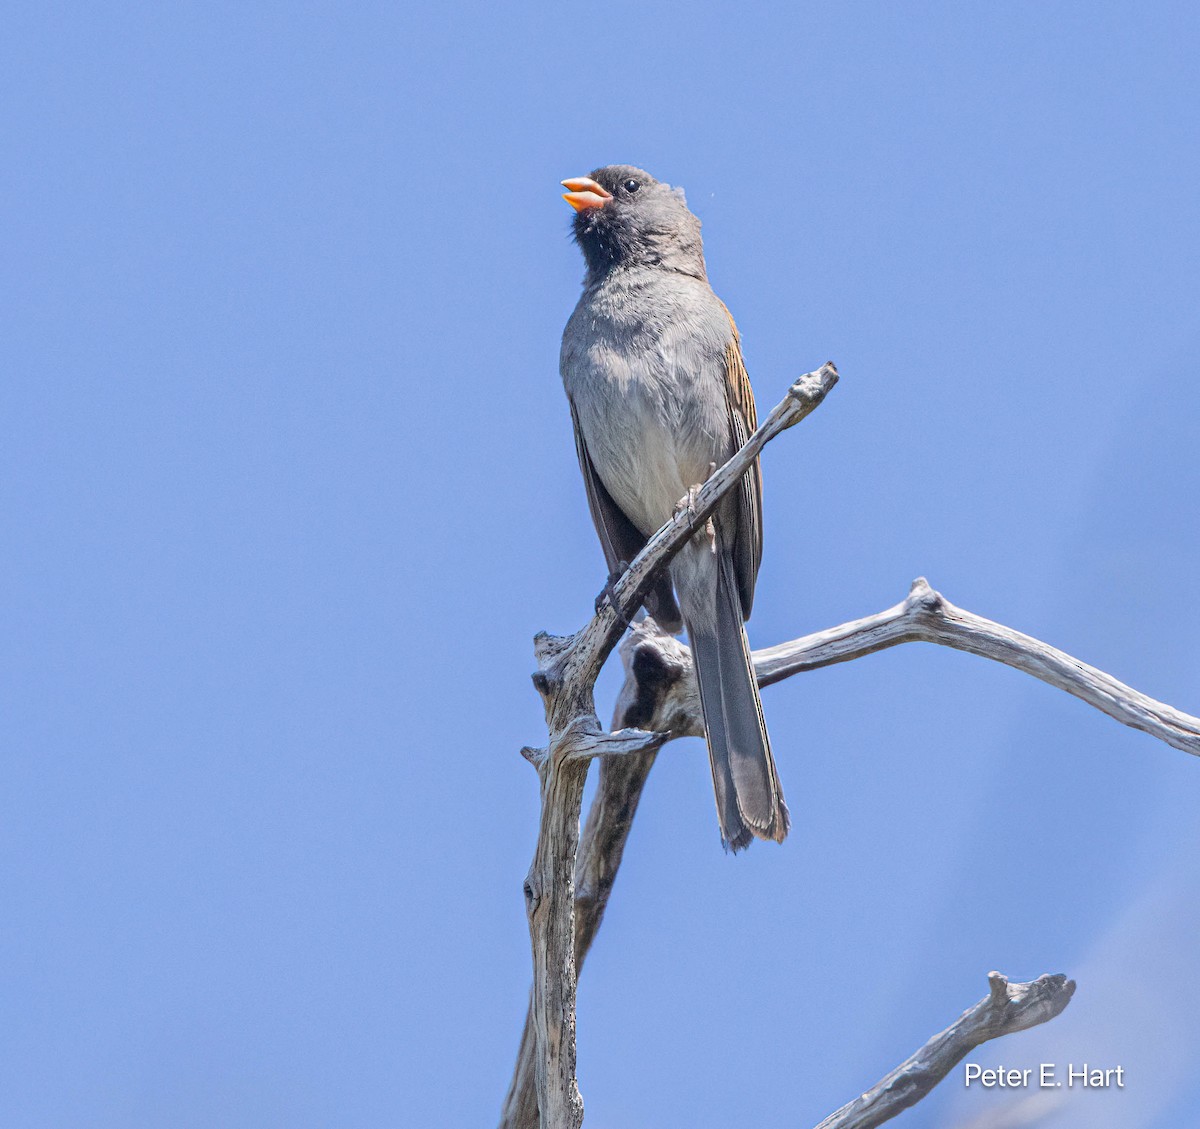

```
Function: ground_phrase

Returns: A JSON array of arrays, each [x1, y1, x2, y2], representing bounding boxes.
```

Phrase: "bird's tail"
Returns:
[[684, 549, 789, 852]]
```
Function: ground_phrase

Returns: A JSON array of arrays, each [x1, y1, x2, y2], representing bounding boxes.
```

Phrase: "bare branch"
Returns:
[[505, 563, 1198, 1126], [600, 364, 839, 643], [502, 631, 688, 1129], [588, 578, 1200, 758], [506, 352, 1194, 1126], [534, 362, 840, 712], [504, 364, 839, 1129], [757, 577, 1200, 756], [814, 972, 1076, 1129]]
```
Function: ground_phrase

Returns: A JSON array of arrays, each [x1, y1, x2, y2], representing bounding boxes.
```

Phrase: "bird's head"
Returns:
[[561, 165, 706, 282]]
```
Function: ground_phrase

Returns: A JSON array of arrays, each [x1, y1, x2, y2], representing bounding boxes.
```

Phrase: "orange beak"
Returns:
[[561, 176, 612, 212]]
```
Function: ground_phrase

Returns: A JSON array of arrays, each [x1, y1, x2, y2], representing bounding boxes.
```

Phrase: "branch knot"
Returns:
[[905, 576, 944, 616]]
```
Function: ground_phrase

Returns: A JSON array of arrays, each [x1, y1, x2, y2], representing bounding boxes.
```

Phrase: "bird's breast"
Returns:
[[561, 276, 734, 537]]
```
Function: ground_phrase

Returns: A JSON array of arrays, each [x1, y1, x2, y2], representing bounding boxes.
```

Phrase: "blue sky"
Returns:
[[3, 2, 1198, 1126]]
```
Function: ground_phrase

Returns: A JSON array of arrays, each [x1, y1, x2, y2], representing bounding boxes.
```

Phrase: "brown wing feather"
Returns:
[[719, 307, 764, 619]]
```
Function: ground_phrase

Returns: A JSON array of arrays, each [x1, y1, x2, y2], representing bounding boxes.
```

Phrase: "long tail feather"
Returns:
[[685, 549, 789, 851]]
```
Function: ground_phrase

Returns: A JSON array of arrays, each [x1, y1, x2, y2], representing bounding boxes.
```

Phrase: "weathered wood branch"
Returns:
[[758, 577, 1200, 755], [504, 345, 1198, 1126], [502, 631, 691, 1129], [505, 363, 840, 1129], [814, 972, 1076, 1129], [593, 577, 1200, 756], [503, 568, 1198, 1126], [532, 361, 841, 718]]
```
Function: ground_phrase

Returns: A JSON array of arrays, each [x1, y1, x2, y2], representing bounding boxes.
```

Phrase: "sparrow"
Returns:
[[559, 164, 789, 851]]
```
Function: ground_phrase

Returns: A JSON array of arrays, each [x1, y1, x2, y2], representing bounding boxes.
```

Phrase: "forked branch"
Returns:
[[603, 576, 1200, 756], [509, 363, 839, 1129], [503, 359, 1198, 1128], [504, 587, 1197, 1128]]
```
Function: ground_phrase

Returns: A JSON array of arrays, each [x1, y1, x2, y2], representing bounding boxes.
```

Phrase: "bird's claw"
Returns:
[[675, 484, 703, 522], [675, 484, 717, 553]]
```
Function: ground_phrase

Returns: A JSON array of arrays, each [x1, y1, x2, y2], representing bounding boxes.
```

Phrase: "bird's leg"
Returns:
[[595, 561, 633, 623]]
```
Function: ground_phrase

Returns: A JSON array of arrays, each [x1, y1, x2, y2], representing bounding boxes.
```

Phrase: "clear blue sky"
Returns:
[[3, 3, 1198, 1126]]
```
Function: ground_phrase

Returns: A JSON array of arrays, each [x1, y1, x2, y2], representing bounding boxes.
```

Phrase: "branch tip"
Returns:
[[786, 362, 839, 413], [520, 745, 548, 769], [814, 970, 1075, 1129]]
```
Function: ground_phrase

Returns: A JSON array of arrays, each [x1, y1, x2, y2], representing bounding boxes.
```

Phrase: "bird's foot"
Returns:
[[675, 484, 718, 553], [675, 483, 703, 522]]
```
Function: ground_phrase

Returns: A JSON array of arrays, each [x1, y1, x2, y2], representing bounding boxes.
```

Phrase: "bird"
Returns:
[[559, 164, 789, 851]]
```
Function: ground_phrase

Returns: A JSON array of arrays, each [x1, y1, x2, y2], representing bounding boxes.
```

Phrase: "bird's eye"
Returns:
[[623, 179, 640, 193]]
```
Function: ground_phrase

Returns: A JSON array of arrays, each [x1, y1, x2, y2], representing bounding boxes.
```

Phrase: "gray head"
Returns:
[[561, 165, 707, 282]]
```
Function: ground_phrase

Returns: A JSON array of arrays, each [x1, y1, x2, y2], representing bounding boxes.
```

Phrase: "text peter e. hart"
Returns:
[[964, 1063, 1125, 1088]]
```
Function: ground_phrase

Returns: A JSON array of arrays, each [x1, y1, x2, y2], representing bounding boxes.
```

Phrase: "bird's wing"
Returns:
[[720, 311, 764, 619], [568, 399, 683, 630], [568, 399, 646, 572]]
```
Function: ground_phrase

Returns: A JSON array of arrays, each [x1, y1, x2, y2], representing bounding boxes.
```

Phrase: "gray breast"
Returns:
[[561, 271, 734, 536]]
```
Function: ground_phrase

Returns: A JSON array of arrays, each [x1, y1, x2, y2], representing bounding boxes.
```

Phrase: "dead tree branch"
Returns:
[[591, 576, 1200, 757], [503, 576, 1199, 1123], [757, 578, 1200, 756], [502, 365, 1198, 1128], [814, 972, 1076, 1129], [503, 363, 839, 1129], [503, 587, 1197, 1129]]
